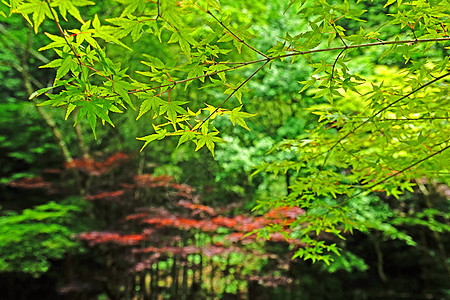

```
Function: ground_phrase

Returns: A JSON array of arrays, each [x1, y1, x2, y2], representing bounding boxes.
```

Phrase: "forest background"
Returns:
[[0, 0, 449, 299]]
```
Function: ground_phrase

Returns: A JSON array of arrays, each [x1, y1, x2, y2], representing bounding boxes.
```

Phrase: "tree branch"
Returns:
[[321, 71, 450, 168], [347, 140, 450, 204], [206, 10, 269, 59], [125, 37, 450, 97], [198, 59, 270, 128], [44, 0, 87, 84]]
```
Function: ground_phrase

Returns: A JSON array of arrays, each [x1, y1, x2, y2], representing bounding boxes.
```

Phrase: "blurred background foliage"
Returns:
[[0, 0, 449, 299]]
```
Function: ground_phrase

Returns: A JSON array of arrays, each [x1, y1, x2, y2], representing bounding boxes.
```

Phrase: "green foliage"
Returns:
[[0, 199, 84, 276], [322, 251, 369, 273], [3, 0, 450, 265]]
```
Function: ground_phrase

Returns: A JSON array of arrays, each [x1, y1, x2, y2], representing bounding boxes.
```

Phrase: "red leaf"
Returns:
[[7, 177, 53, 191], [177, 200, 216, 215], [264, 206, 305, 219], [85, 190, 125, 201], [65, 152, 130, 176], [212, 216, 236, 228], [125, 212, 149, 221], [134, 174, 173, 188], [78, 231, 146, 246]]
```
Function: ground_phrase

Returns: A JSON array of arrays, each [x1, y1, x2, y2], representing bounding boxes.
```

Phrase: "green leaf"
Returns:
[[76, 103, 97, 139], [29, 79, 75, 100], [38, 32, 68, 51], [205, 0, 221, 11], [92, 14, 132, 50], [116, 0, 147, 16], [203, 104, 228, 120], [54, 0, 91, 23], [284, 0, 301, 14], [195, 130, 223, 156], [229, 106, 257, 131], [39, 58, 62, 69], [65, 103, 76, 120], [384, 0, 397, 8], [14, 0, 53, 33], [141, 54, 165, 69], [176, 130, 197, 148], [185, 63, 207, 89], [56, 55, 74, 80], [137, 124, 167, 151], [167, 28, 197, 62], [159, 101, 188, 122], [113, 80, 135, 110], [137, 96, 163, 120]]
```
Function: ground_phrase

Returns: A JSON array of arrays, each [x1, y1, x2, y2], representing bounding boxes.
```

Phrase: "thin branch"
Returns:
[[332, 139, 450, 208], [338, 141, 361, 162], [198, 59, 270, 128], [356, 140, 449, 198], [280, 37, 450, 59], [350, 117, 450, 122], [206, 10, 269, 59], [329, 22, 348, 87], [330, 22, 347, 47], [44, 0, 87, 84], [320, 71, 450, 168], [120, 59, 266, 97], [156, 0, 160, 20], [330, 49, 346, 87], [125, 36, 450, 97]]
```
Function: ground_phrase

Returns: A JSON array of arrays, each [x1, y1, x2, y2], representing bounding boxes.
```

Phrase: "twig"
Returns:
[[206, 9, 269, 59], [329, 22, 348, 87], [330, 48, 346, 87], [348, 117, 450, 122], [320, 71, 450, 168], [198, 59, 270, 128], [355, 140, 449, 198], [332, 139, 450, 207], [44, 0, 87, 84], [124, 37, 450, 97]]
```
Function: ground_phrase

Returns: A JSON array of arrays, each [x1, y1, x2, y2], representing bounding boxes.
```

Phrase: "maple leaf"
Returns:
[[53, 0, 93, 23], [75, 98, 115, 139], [105, 15, 144, 42], [202, 103, 229, 120], [137, 95, 163, 120], [113, 79, 135, 110], [38, 32, 69, 51], [159, 101, 188, 123], [195, 130, 223, 156], [114, 0, 147, 16], [137, 124, 167, 151], [167, 28, 198, 62], [174, 130, 198, 148], [55, 55, 77, 80], [92, 14, 132, 50], [184, 62, 207, 89], [141, 54, 165, 69], [229, 105, 257, 131], [14, 0, 54, 33]]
